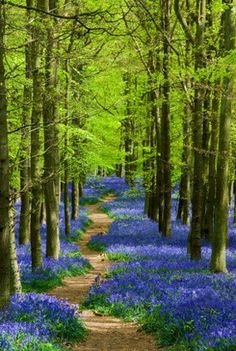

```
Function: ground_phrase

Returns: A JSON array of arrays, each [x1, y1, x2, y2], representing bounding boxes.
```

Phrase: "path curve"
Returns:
[[49, 195, 161, 351]]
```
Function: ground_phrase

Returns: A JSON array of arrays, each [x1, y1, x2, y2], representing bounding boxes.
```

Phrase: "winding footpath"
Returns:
[[49, 195, 161, 351]]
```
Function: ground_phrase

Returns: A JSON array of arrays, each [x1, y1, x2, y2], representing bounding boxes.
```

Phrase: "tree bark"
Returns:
[[161, 0, 172, 237], [233, 180, 236, 224], [19, 0, 32, 245], [30, 0, 44, 270], [177, 15, 192, 225], [123, 72, 135, 187], [64, 59, 71, 235], [71, 180, 79, 220], [200, 90, 211, 237], [43, 0, 60, 258], [177, 102, 191, 225], [0, 3, 10, 307], [188, 0, 206, 260], [9, 201, 22, 294], [210, 0, 236, 273], [205, 83, 220, 239]]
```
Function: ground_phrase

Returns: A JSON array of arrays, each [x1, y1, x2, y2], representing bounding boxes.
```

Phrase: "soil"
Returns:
[[49, 195, 162, 351]]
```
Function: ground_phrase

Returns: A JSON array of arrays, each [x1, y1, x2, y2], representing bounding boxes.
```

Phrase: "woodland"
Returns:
[[0, 0, 236, 350]]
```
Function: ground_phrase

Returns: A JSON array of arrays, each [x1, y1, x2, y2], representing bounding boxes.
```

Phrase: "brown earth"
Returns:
[[49, 195, 162, 351]]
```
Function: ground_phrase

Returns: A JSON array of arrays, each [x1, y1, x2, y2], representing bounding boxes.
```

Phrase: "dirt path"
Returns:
[[49, 195, 161, 351]]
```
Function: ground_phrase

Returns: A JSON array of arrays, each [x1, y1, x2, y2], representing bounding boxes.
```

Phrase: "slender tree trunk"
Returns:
[[64, 59, 70, 235], [30, 1, 43, 270], [0, 3, 10, 307], [19, 2, 32, 245], [177, 25, 191, 225], [233, 180, 236, 224], [157, 120, 164, 232], [210, 0, 236, 272], [71, 180, 79, 220], [200, 0, 220, 240], [147, 118, 158, 221], [123, 73, 135, 187], [40, 200, 46, 224], [161, 0, 172, 237], [9, 201, 22, 294], [64, 181, 70, 235], [188, 0, 206, 260], [145, 48, 160, 222], [205, 83, 220, 239], [79, 181, 83, 198], [177, 102, 191, 225], [200, 91, 211, 237], [143, 118, 151, 215], [43, 1, 60, 259]]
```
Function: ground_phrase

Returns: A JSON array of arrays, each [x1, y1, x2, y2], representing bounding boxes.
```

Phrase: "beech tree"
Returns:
[[210, 0, 236, 273], [30, 0, 44, 269], [0, 2, 10, 306], [43, 0, 60, 259]]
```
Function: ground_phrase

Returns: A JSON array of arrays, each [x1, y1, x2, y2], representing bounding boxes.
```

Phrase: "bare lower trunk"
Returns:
[[9, 202, 22, 294], [40, 200, 46, 224], [177, 103, 191, 225], [234, 180, 236, 224], [71, 180, 79, 220]]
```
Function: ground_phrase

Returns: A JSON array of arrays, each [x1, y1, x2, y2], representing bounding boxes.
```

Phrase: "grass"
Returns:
[[63, 220, 93, 243], [22, 262, 91, 293]]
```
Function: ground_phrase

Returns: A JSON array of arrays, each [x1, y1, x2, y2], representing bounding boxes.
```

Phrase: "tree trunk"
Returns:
[[30, 1, 44, 270], [210, 0, 236, 273], [123, 73, 135, 187], [43, 1, 60, 259], [64, 62, 71, 235], [161, 0, 172, 237], [19, 1, 32, 245], [177, 23, 191, 225], [205, 83, 220, 239], [188, 0, 206, 260], [0, 3, 10, 307], [9, 201, 22, 294], [71, 180, 79, 220], [234, 180, 236, 224], [79, 181, 83, 198], [177, 102, 191, 225], [40, 200, 46, 224], [200, 91, 211, 237]]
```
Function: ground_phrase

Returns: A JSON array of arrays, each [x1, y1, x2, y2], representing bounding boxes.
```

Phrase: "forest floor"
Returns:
[[49, 195, 160, 351]]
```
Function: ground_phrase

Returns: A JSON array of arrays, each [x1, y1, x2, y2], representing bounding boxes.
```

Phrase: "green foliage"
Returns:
[[107, 253, 135, 262], [64, 222, 93, 243], [87, 241, 106, 252], [0, 336, 64, 351], [23, 263, 91, 293]]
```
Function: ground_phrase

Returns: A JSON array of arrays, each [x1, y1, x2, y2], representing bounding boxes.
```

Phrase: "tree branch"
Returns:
[[174, 0, 194, 45]]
